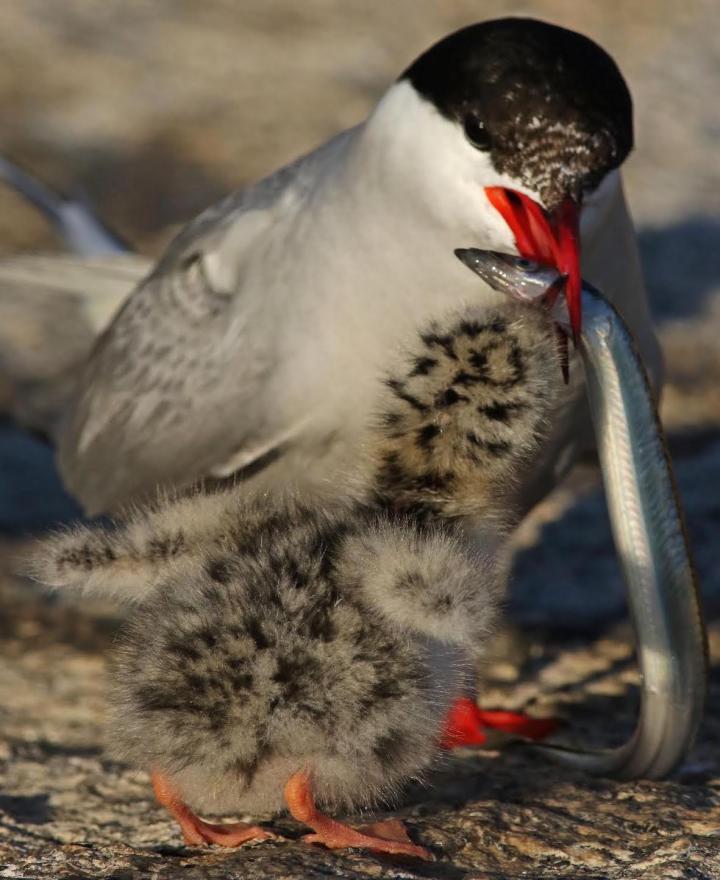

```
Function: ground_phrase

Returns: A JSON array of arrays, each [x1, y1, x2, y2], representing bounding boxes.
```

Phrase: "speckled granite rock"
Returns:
[[1, 2, 719, 878]]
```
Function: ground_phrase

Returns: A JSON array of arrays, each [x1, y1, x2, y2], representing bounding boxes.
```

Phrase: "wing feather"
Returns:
[[57, 188, 298, 514], [0, 254, 150, 434]]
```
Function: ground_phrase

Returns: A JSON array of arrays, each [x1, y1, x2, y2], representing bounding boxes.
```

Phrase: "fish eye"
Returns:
[[516, 258, 542, 273], [463, 115, 492, 151]]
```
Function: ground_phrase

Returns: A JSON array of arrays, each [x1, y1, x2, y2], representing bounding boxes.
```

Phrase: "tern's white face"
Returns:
[[579, 168, 621, 238], [360, 80, 620, 251]]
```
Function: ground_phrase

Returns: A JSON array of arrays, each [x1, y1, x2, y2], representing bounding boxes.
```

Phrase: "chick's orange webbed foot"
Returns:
[[440, 696, 558, 749], [151, 770, 274, 848], [284, 771, 433, 861]]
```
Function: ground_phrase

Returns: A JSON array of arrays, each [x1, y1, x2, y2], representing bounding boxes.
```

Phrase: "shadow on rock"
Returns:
[[511, 426, 720, 628], [639, 214, 720, 322], [0, 422, 81, 535], [0, 792, 52, 825]]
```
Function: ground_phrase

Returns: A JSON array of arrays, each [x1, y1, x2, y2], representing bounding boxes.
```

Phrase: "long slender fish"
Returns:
[[456, 248, 707, 780]]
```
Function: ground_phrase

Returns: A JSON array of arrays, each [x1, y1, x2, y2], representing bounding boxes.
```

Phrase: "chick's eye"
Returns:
[[463, 115, 492, 151]]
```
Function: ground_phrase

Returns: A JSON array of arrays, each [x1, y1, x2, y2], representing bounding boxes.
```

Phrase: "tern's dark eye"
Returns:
[[463, 115, 492, 151]]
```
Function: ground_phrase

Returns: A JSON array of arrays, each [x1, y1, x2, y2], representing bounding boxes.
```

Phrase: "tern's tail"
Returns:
[[0, 156, 145, 435], [0, 155, 129, 256], [0, 254, 150, 436]]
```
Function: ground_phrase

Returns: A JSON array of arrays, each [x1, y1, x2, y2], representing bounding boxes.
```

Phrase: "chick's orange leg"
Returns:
[[358, 817, 416, 842], [151, 770, 274, 847], [284, 771, 432, 861]]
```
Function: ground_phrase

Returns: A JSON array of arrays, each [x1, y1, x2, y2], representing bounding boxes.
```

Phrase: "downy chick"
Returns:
[[30, 298, 561, 859]]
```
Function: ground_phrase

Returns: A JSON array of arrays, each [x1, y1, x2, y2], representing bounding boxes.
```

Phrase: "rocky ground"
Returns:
[[0, 2, 719, 878]]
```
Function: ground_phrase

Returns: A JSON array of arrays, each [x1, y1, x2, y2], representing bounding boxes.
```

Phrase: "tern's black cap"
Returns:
[[401, 18, 633, 207]]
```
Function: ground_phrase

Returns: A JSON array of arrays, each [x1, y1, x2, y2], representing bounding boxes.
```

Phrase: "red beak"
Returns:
[[485, 187, 581, 344]]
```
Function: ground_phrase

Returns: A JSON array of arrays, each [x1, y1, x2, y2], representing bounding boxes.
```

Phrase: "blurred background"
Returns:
[[0, 3, 718, 871]]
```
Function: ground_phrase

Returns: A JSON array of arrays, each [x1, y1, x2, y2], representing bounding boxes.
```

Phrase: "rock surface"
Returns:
[[1, 2, 719, 878]]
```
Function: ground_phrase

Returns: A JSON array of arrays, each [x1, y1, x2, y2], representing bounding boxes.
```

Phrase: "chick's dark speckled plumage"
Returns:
[[31, 300, 560, 829], [373, 301, 558, 519]]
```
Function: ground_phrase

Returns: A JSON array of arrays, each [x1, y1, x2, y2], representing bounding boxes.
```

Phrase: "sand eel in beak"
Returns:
[[0, 19, 657, 520], [484, 189, 580, 345], [30, 296, 562, 857], [456, 248, 708, 780]]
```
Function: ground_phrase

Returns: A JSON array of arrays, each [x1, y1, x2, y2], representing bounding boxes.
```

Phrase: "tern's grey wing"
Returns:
[[56, 194, 297, 516], [0, 254, 150, 435]]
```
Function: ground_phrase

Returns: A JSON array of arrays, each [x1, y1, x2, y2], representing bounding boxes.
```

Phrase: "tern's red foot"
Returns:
[[440, 696, 558, 749], [284, 771, 432, 861], [151, 770, 274, 848]]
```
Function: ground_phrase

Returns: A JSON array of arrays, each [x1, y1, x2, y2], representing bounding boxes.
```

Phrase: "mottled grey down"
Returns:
[[113, 498, 492, 814], [30, 300, 560, 817]]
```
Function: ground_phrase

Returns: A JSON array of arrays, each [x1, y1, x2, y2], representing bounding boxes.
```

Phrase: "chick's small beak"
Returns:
[[484, 187, 582, 343]]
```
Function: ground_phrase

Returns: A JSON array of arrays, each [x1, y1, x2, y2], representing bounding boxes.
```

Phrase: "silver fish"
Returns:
[[456, 248, 707, 780]]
